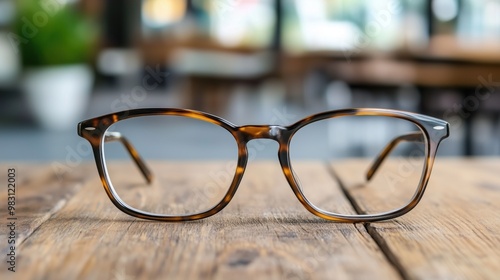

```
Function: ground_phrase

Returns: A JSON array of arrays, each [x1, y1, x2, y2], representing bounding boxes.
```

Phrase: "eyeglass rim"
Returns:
[[78, 108, 449, 222]]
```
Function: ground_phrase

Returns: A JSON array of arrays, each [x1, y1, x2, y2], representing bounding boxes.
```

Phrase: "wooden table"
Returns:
[[1, 158, 499, 279]]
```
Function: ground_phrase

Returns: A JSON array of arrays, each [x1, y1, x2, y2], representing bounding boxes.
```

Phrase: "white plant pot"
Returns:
[[23, 64, 93, 131]]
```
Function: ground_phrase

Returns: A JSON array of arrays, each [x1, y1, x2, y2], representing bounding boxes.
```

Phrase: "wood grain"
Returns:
[[334, 158, 500, 279], [0, 161, 400, 280], [1, 159, 499, 279], [0, 164, 88, 256]]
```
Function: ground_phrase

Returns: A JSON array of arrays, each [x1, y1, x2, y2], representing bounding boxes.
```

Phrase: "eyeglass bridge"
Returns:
[[237, 125, 286, 142]]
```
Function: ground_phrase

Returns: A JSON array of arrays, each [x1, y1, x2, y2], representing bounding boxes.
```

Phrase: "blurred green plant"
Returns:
[[14, 0, 98, 67]]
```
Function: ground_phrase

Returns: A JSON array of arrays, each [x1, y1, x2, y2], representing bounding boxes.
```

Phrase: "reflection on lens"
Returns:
[[103, 115, 238, 216], [289, 115, 427, 215]]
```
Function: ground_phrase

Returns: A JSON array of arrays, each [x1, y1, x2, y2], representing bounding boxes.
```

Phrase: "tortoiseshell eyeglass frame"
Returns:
[[78, 108, 449, 222]]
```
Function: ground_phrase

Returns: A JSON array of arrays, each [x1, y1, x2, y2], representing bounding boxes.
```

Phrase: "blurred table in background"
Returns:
[[0, 158, 498, 279], [280, 37, 500, 155], [282, 36, 500, 91], [140, 38, 276, 112]]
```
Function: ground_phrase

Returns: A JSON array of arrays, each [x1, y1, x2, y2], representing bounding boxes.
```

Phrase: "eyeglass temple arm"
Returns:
[[104, 132, 153, 184], [366, 132, 424, 181]]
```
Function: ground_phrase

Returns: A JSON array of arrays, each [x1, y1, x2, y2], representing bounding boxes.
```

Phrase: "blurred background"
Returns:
[[0, 0, 500, 161]]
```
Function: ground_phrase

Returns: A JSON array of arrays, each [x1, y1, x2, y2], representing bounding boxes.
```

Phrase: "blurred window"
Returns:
[[141, 0, 275, 48], [283, 0, 429, 53], [142, 0, 188, 28], [206, 0, 275, 47], [455, 0, 500, 45]]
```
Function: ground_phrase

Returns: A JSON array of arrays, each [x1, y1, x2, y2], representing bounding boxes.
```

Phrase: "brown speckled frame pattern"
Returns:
[[78, 108, 449, 222]]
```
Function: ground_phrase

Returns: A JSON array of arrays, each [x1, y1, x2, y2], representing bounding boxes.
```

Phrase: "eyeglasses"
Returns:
[[78, 108, 449, 222]]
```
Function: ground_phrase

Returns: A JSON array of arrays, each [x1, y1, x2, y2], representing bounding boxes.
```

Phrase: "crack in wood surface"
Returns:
[[325, 162, 410, 280]]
